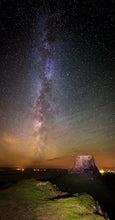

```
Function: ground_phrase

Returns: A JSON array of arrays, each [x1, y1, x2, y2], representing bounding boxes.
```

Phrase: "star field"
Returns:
[[0, 0, 114, 168]]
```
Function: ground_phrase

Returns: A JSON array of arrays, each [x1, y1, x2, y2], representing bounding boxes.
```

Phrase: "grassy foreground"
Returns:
[[0, 179, 106, 220]]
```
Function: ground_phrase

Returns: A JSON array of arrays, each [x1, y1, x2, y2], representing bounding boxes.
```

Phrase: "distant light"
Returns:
[[17, 168, 21, 171], [107, 170, 115, 174], [21, 168, 24, 171], [33, 168, 39, 171], [99, 169, 105, 174]]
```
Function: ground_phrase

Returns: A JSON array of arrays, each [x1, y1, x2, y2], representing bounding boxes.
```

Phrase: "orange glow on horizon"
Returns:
[[99, 169, 105, 174]]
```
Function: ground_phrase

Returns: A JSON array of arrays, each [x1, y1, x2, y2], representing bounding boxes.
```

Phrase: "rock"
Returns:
[[37, 181, 49, 187], [69, 154, 99, 175], [96, 201, 103, 215]]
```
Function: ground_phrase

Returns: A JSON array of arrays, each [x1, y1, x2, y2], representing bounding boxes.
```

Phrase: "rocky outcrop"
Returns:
[[69, 154, 99, 175]]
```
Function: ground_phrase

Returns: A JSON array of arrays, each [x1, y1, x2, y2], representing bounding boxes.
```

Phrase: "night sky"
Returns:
[[0, 0, 114, 169]]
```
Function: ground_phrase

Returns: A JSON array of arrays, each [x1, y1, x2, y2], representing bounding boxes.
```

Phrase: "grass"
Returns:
[[0, 178, 106, 219]]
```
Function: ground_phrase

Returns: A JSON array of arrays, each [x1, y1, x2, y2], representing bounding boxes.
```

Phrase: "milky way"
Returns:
[[0, 0, 114, 168], [33, 12, 56, 152]]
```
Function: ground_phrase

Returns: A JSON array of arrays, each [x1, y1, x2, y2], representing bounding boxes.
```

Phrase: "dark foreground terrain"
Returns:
[[0, 178, 108, 220], [51, 173, 115, 220], [0, 170, 114, 219]]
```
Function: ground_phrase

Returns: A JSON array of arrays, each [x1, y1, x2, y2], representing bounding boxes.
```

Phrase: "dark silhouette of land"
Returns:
[[51, 172, 115, 220], [0, 169, 114, 219]]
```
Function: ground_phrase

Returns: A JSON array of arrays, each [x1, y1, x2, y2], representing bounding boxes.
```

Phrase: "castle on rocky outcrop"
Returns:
[[69, 154, 99, 175]]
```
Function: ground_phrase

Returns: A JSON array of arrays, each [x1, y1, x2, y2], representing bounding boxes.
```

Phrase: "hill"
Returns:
[[0, 178, 107, 219]]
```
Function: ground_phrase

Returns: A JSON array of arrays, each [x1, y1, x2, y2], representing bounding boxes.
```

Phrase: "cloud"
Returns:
[[1, 134, 18, 145], [47, 157, 62, 162]]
